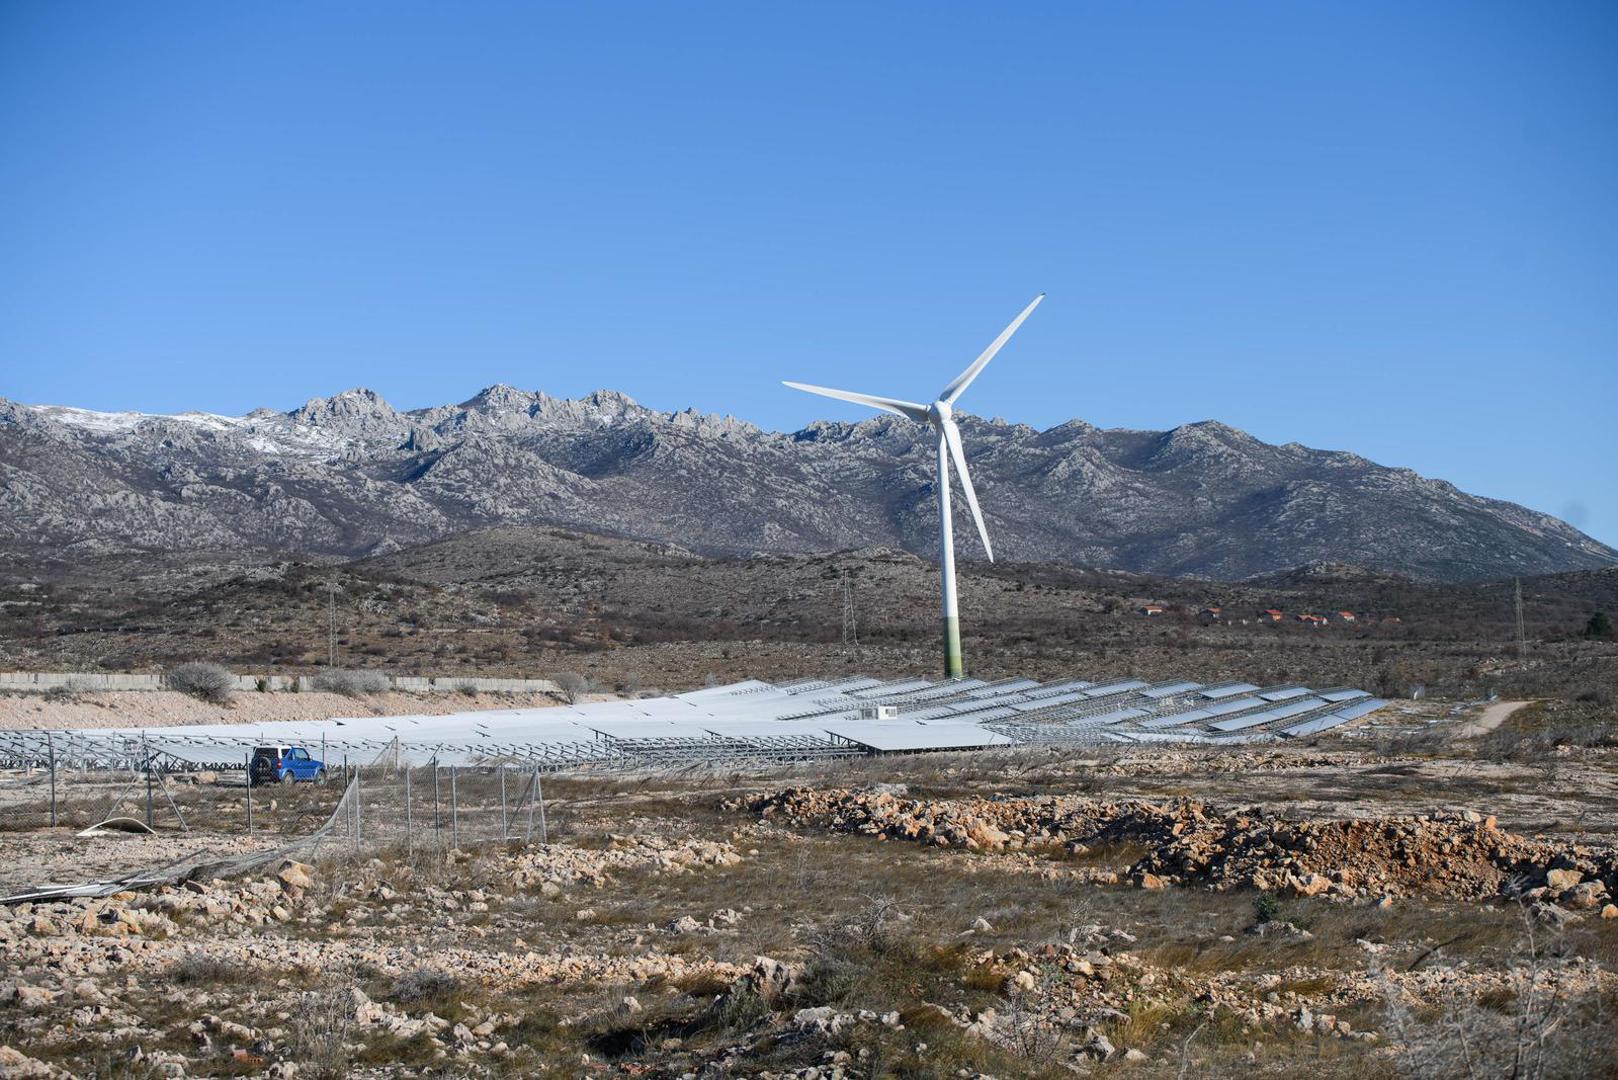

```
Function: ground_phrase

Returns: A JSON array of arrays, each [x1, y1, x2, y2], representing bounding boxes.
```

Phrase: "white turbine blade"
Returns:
[[939, 293, 1045, 405], [782, 381, 930, 423], [941, 418, 993, 561]]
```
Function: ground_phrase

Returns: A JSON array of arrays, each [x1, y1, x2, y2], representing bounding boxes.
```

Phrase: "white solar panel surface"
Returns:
[[11, 672, 1391, 769], [1200, 683, 1259, 699]]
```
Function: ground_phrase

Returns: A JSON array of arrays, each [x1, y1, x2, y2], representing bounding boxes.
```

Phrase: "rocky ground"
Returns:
[[2, 732, 1616, 1078]]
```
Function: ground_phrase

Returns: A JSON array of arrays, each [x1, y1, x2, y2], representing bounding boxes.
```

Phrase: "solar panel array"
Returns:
[[0, 674, 1389, 773]]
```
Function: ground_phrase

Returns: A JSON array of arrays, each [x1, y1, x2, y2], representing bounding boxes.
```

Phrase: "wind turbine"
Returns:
[[785, 294, 1044, 678]]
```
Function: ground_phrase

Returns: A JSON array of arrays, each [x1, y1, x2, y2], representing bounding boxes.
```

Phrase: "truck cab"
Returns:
[[250, 745, 326, 786]]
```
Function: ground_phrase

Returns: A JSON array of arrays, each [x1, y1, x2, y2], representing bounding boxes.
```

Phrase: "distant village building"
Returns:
[[1259, 609, 1283, 623], [1137, 604, 1165, 617], [1335, 610, 1356, 622], [1297, 613, 1327, 627], [1198, 606, 1222, 621]]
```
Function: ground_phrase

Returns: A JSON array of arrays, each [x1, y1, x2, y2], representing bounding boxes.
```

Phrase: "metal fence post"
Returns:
[[536, 769, 548, 845], [245, 751, 253, 836], [432, 760, 442, 851], [354, 766, 362, 848], [450, 765, 459, 851], [47, 732, 57, 828], [523, 767, 537, 843], [405, 765, 413, 859], [143, 733, 154, 829], [499, 767, 508, 840]]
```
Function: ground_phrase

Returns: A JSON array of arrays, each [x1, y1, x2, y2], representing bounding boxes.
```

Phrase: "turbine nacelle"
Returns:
[[926, 399, 953, 428]]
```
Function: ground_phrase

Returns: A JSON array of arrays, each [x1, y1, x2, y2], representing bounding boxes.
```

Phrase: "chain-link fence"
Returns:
[[312, 760, 551, 857], [1, 756, 551, 842]]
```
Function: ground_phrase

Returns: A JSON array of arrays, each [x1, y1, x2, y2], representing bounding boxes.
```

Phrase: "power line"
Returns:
[[840, 570, 858, 649], [328, 581, 339, 668]]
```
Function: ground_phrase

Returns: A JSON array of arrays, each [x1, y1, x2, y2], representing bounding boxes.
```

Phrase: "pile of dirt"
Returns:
[[733, 787, 1618, 914]]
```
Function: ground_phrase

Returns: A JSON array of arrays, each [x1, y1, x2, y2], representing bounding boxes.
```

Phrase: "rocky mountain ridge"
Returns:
[[1, 385, 1611, 582]]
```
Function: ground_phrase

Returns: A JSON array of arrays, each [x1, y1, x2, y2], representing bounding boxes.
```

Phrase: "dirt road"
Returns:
[[1453, 699, 1530, 738]]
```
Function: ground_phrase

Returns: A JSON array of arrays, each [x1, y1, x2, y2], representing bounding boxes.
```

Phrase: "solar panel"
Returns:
[[1198, 696, 1267, 717], [899, 679, 989, 702], [848, 679, 937, 699], [1073, 707, 1149, 726], [1021, 679, 1095, 699], [1083, 679, 1150, 698], [962, 705, 1023, 723], [1140, 681, 1203, 699], [1138, 708, 1213, 729], [1200, 682, 1259, 699], [1255, 686, 1310, 702], [1209, 697, 1326, 732], [12, 673, 1389, 773], [899, 704, 964, 721], [820, 723, 1014, 752], [1008, 689, 1092, 712], [963, 678, 1042, 697], [1324, 697, 1386, 722]]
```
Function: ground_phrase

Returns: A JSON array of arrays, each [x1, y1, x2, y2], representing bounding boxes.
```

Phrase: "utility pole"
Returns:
[[1514, 578, 1526, 661], [328, 581, 338, 669], [840, 570, 858, 649]]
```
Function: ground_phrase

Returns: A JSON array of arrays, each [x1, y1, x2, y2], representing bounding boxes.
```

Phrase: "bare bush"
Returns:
[[553, 671, 594, 704], [311, 668, 390, 697], [1381, 917, 1616, 1079], [166, 661, 234, 704], [282, 987, 357, 1079]]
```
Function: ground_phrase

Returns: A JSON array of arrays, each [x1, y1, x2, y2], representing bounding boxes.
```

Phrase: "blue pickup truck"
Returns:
[[250, 745, 327, 786]]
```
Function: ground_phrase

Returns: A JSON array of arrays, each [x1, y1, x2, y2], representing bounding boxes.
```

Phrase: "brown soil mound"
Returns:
[[733, 787, 1618, 913]]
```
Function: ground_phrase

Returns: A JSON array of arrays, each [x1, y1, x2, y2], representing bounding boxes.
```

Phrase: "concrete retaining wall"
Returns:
[[2, 671, 558, 696]]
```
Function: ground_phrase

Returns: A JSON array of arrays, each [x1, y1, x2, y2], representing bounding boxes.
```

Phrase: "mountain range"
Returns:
[[1, 386, 1611, 583]]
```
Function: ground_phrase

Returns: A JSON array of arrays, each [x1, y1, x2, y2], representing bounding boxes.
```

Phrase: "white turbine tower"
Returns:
[[785, 294, 1044, 678]]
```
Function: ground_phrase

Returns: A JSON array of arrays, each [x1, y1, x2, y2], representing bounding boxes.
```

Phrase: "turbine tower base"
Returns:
[[942, 616, 963, 679]]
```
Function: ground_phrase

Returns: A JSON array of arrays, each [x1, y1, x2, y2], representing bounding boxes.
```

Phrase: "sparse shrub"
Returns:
[[390, 967, 460, 1008], [1254, 894, 1282, 924], [713, 981, 771, 1034], [552, 671, 593, 704], [166, 661, 234, 704], [167, 951, 233, 985], [454, 679, 479, 697], [791, 953, 865, 1008], [312, 669, 391, 697]]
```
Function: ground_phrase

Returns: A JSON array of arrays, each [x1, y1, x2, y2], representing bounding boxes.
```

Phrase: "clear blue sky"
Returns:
[[2, 2, 1614, 545]]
